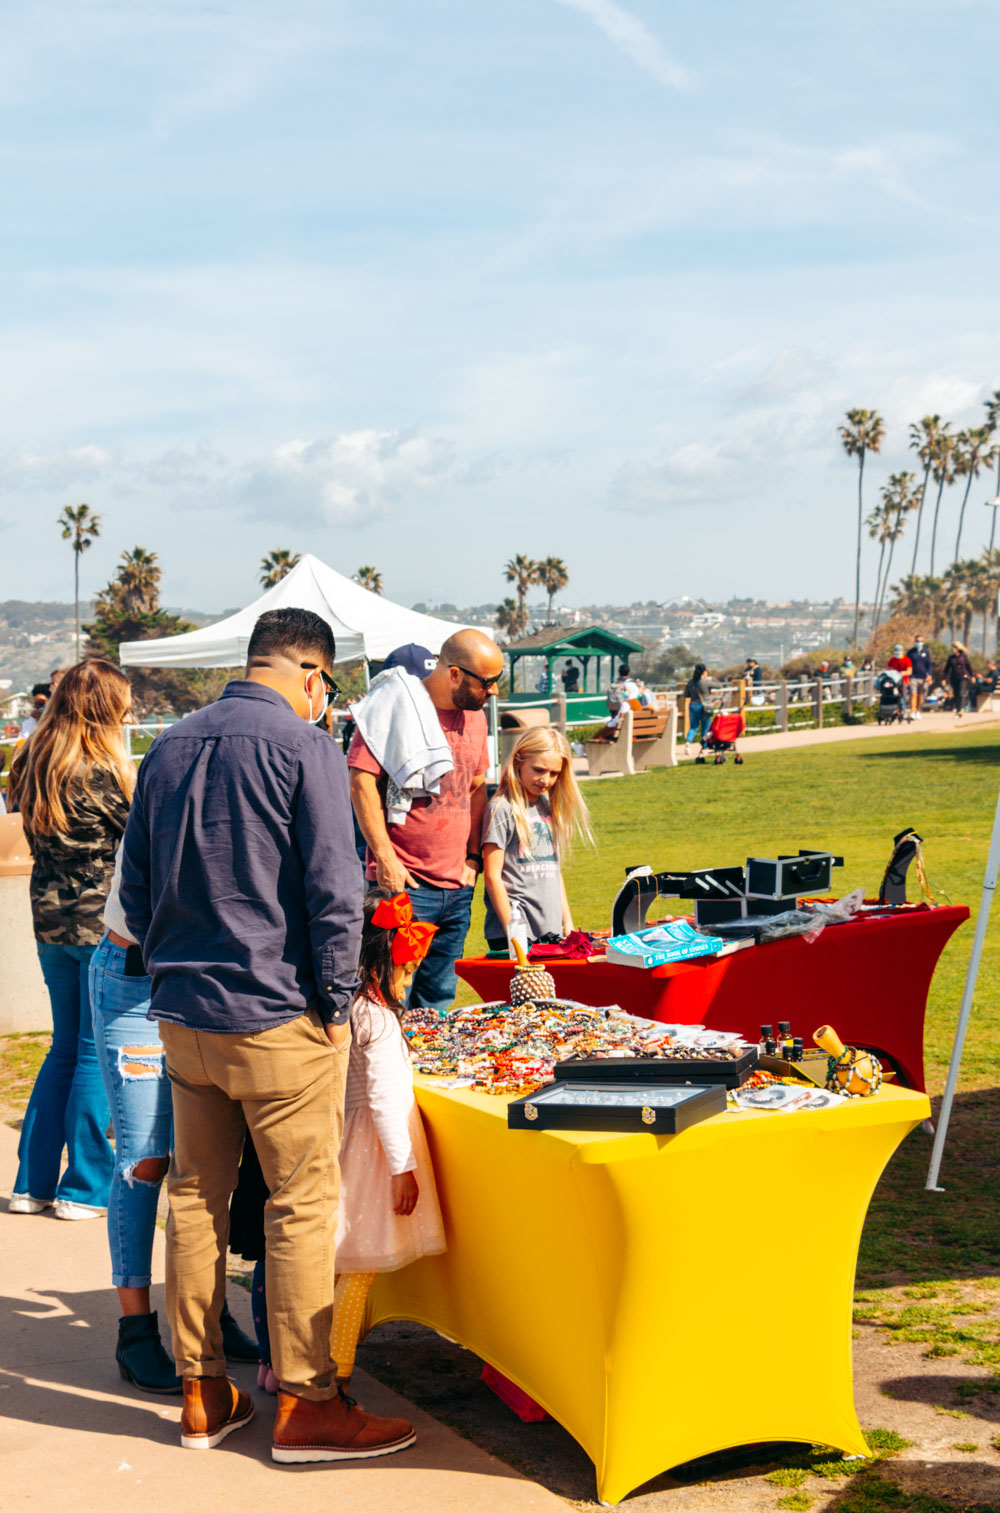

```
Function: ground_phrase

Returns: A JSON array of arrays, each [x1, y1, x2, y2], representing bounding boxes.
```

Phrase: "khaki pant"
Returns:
[[160, 1012, 349, 1401]]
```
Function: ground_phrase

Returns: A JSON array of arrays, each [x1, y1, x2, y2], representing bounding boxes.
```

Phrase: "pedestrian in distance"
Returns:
[[942, 641, 973, 717], [120, 606, 414, 1463], [683, 663, 713, 749], [907, 634, 932, 718]]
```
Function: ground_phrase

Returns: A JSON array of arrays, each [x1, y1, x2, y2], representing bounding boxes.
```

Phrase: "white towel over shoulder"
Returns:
[[351, 667, 453, 823]]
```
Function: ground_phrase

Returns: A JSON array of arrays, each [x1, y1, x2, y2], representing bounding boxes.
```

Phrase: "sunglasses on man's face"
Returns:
[[301, 663, 342, 709], [452, 664, 501, 693]]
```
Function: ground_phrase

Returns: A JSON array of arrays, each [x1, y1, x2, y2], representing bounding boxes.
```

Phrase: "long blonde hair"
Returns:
[[10, 659, 135, 835], [496, 727, 593, 861]]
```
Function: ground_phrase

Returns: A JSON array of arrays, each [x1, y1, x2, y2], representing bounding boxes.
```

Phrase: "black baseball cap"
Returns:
[[382, 643, 437, 678]]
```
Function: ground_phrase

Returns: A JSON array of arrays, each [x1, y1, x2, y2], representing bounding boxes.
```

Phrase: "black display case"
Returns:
[[554, 1048, 758, 1090], [744, 850, 843, 899], [507, 1080, 726, 1133]]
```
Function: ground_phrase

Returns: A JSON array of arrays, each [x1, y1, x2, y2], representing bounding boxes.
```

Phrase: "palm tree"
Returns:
[[259, 549, 301, 588], [58, 503, 101, 660], [967, 558, 995, 654], [942, 562, 974, 643], [890, 573, 946, 637], [866, 501, 893, 636], [980, 547, 1000, 652], [495, 597, 527, 638], [116, 546, 161, 615], [926, 424, 955, 576], [874, 472, 919, 632], [838, 408, 884, 647], [984, 391, 1000, 552], [503, 554, 541, 631], [537, 556, 569, 623], [908, 415, 944, 574], [952, 427, 999, 564], [354, 566, 384, 595]]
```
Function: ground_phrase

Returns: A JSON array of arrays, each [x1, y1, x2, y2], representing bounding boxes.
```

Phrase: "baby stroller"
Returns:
[[695, 710, 746, 765], [875, 669, 907, 725]]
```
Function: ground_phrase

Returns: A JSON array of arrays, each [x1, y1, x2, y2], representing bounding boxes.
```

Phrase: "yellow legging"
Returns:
[[331, 1272, 376, 1379]]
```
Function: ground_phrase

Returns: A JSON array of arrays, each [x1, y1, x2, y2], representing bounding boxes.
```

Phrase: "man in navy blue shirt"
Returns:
[[907, 634, 933, 718], [121, 607, 414, 1464]]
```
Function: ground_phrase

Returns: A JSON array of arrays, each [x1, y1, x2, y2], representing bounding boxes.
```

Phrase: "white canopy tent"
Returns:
[[118, 554, 464, 668]]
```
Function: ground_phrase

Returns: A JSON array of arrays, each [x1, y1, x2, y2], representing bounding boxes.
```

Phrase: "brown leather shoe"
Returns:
[[272, 1386, 415, 1464], [180, 1375, 255, 1450]]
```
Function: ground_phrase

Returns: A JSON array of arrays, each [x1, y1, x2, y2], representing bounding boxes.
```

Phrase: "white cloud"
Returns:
[[239, 429, 454, 525], [554, 0, 695, 91], [611, 411, 832, 514], [0, 443, 115, 490]]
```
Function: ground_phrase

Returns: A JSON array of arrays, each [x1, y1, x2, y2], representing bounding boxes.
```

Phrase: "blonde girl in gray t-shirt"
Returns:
[[481, 727, 593, 951]]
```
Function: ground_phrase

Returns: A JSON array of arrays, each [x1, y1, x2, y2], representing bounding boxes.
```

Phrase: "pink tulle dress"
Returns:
[[335, 994, 447, 1274]]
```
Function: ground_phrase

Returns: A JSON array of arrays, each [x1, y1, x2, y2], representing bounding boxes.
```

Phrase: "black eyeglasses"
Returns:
[[301, 664, 342, 709], [452, 664, 501, 693]]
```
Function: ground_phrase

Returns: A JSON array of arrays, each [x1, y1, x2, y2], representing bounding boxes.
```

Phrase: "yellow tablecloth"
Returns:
[[367, 1077, 929, 1503]]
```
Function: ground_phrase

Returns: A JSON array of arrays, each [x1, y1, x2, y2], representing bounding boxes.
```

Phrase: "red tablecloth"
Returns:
[[455, 905, 968, 1093]]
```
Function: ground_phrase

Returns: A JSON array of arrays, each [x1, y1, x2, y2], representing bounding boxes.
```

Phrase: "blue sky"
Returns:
[[2, 0, 999, 614]]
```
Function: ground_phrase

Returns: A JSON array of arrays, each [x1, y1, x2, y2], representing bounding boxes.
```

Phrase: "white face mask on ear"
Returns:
[[304, 672, 326, 724]]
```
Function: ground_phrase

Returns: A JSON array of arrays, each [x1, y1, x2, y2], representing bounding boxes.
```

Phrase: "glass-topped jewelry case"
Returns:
[[507, 1081, 726, 1133], [553, 1047, 758, 1090]]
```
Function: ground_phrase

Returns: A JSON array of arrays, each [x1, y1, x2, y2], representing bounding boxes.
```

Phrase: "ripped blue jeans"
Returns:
[[90, 937, 173, 1288]]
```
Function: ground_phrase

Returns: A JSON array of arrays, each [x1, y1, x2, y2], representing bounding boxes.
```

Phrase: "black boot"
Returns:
[[220, 1299, 259, 1364], [116, 1311, 182, 1395]]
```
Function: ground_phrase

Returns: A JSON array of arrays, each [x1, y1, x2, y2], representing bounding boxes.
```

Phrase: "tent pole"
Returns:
[[926, 777, 1000, 1191], [363, 659, 371, 692]]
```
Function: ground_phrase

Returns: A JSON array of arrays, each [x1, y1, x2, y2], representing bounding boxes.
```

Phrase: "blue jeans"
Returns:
[[406, 884, 474, 1013], [685, 702, 711, 744], [14, 942, 114, 1208], [90, 937, 173, 1288]]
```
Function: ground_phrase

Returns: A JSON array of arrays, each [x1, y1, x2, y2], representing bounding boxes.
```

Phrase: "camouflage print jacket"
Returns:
[[24, 767, 131, 946]]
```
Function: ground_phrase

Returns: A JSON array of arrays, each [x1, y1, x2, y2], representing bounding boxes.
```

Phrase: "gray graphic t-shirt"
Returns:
[[482, 794, 563, 945]]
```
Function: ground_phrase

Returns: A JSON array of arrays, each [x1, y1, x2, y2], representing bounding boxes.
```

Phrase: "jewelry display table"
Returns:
[[368, 1078, 929, 1503], [456, 904, 968, 1094]]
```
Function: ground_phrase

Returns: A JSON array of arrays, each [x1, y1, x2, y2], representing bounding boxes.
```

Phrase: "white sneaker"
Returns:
[[53, 1199, 106, 1221], [8, 1194, 52, 1215]]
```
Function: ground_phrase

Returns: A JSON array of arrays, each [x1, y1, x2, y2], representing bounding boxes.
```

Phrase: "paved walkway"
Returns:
[[687, 704, 1000, 758], [575, 704, 1000, 777], [0, 1126, 565, 1513]]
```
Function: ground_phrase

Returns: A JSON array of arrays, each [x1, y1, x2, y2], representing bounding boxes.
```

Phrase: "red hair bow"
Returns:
[[371, 892, 438, 965]]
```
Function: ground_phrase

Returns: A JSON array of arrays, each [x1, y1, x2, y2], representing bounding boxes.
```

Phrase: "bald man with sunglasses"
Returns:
[[349, 629, 504, 1013]]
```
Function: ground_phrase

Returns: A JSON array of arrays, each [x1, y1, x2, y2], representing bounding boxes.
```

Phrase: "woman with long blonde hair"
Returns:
[[9, 659, 134, 1220], [482, 726, 593, 951]]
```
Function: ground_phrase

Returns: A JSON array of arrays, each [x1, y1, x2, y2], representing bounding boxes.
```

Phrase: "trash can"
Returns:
[[0, 814, 49, 1034], [499, 706, 551, 765]]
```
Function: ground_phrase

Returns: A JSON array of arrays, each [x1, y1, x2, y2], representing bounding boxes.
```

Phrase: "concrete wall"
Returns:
[[0, 875, 50, 1035]]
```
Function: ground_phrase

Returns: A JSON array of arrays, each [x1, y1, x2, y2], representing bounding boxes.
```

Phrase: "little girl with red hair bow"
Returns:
[[331, 887, 447, 1389]]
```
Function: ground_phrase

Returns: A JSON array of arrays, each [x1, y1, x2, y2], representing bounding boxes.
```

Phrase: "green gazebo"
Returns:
[[505, 624, 645, 711]]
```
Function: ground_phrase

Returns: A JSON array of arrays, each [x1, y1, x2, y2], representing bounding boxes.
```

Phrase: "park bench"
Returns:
[[583, 702, 678, 777]]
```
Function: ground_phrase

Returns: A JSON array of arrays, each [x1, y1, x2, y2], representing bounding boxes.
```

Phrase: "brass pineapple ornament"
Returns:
[[509, 938, 556, 1006]]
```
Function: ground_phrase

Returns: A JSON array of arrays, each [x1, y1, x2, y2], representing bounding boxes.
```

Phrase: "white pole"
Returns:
[[926, 777, 1000, 1190]]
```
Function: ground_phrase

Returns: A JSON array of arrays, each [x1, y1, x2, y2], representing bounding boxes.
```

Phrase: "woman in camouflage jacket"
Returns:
[[8, 659, 134, 1219]]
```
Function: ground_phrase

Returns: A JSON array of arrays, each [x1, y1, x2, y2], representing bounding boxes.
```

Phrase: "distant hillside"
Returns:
[[0, 598, 216, 690]]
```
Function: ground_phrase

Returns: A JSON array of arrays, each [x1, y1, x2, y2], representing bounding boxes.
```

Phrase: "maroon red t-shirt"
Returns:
[[348, 707, 488, 888]]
